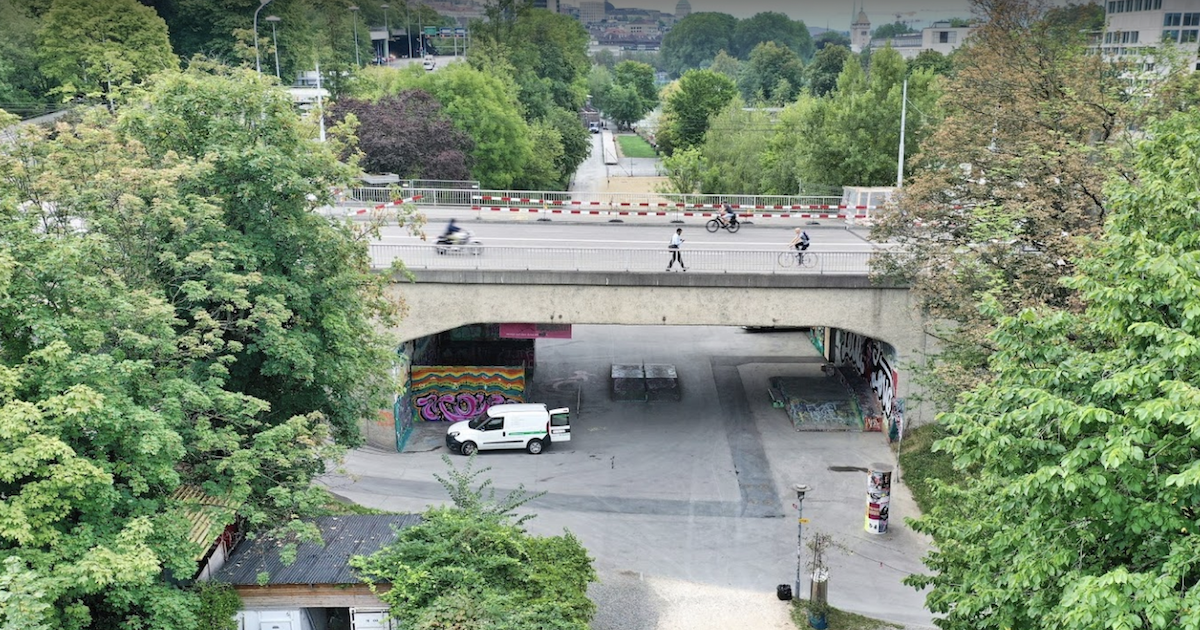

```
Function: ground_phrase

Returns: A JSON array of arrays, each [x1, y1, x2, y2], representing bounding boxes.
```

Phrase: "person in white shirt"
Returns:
[[667, 228, 686, 271]]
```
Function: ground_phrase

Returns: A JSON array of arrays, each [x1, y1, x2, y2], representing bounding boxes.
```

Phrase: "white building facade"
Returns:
[[1100, 0, 1200, 71]]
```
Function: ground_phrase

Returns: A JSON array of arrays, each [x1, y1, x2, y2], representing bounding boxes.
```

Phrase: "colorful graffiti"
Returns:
[[833, 331, 901, 440], [409, 366, 525, 422]]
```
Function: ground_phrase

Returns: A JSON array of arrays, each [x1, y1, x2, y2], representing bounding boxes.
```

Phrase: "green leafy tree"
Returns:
[[698, 96, 774, 193], [0, 0, 53, 116], [907, 106, 1200, 630], [738, 41, 804, 105], [586, 64, 613, 110], [660, 69, 737, 153], [872, 21, 916, 39], [870, 0, 1159, 409], [613, 60, 658, 110], [353, 456, 597, 629], [731, 12, 814, 60], [513, 118, 565, 190], [814, 30, 850, 50], [38, 0, 178, 105], [908, 49, 953, 77], [806, 44, 850, 97], [708, 49, 742, 81], [659, 12, 736, 77], [604, 83, 645, 130], [542, 105, 592, 187], [658, 145, 705, 195]]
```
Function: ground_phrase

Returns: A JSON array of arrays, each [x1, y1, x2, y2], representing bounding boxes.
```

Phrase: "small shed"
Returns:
[[213, 514, 422, 630]]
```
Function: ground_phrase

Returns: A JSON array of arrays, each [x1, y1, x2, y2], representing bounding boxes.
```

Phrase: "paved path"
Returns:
[[320, 325, 936, 629]]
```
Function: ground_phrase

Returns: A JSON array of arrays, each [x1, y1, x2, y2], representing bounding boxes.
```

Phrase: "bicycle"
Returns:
[[777, 249, 816, 269], [705, 216, 741, 233]]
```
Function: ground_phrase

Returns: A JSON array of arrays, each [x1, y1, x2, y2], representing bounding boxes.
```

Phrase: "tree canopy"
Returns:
[[38, 0, 178, 105], [330, 90, 475, 181], [658, 69, 737, 154], [738, 41, 804, 105], [0, 65, 407, 627], [908, 104, 1200, 630], [353, 456, 597, 629], [659, 12, 736, 78], [732, 12, 814, 60]]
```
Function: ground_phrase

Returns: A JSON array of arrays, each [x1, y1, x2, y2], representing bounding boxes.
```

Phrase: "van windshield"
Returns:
[[467, 412, 491, 430]]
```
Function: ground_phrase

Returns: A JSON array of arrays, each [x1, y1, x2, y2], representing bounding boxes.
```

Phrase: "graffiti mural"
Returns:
[[832, 331, 901, 440], [409, 366, 525, 422]]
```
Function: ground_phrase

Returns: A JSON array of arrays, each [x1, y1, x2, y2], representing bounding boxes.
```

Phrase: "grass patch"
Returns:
[[616, 134, 657, 158], [789, 600, 903, 630], [898, 423, 958, 514]]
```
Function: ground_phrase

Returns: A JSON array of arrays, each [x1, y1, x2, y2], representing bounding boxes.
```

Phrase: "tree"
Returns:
[[659, 12, 736, 77], [814, 30, 850, 50], [586, 64, 613, 110], [872, 21, 916, 39], [870, 0, 1156, 408], [0, 62, 411, 625], [660, 69, 737, 153], [708, 49, 742, 81], [907, 106, 1200, 630], [605, 83, 646, 130], [731, 12, 814, 60], [353, 456, 597, 629], [908, 49, 953, 77], [0, 0, 54, 116], [330, 90, 475, 180], [542, 105, 592, 187], [738, 41, 804, 105], [657, 145, 705, 195], [699, 96, 774, 193], [38, 0, 178, 105], [613, 60, 658, 110], [806, 44, 850, 97]]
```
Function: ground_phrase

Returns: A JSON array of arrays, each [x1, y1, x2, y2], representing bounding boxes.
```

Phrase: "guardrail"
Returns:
[[346, 187, 852, 213], [369, 245, 875, 275]]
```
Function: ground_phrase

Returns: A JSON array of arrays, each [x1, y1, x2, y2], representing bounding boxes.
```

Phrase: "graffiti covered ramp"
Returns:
[[768, 373, 860, 431]]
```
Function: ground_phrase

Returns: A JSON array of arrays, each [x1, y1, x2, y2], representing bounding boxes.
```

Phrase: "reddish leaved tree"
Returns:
[[331, 90, 474, 181]]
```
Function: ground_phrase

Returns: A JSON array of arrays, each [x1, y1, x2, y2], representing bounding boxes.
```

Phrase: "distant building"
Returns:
[[674, 0, 691, 19], [580, 0, 605, 24], [532, 0, 559, 12], [1099, 0, 1200, 72], [851, 6, 872, 52], [870, 21, 976, 59]]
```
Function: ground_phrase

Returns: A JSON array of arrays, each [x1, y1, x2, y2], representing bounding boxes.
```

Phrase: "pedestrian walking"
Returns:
[[667, 228, 686, 271]]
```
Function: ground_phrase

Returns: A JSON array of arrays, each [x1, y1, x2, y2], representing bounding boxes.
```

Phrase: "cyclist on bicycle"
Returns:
[[719, 202, 736, 228], [789, 228, 810, 263]]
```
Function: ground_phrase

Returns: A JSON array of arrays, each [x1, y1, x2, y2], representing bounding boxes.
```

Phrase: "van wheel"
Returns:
[[526, 439, 543, 455], [460, 441, 477, 456]]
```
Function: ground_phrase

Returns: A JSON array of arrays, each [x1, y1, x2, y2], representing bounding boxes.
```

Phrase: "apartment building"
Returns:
[[1101, 0, 1200, 70]]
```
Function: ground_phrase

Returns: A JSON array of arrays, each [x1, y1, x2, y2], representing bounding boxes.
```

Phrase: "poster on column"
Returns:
[[499, 323, 572, 339], [865, 464, 892, 534]]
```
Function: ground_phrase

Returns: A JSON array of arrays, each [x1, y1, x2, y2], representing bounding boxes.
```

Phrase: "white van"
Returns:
[[446, 403, 571, 455]]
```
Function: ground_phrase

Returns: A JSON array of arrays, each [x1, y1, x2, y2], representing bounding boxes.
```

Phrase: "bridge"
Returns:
[[371, 233, 934, 427]]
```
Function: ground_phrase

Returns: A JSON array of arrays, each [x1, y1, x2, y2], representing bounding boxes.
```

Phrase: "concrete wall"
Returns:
[[385, 270, 938, 426]]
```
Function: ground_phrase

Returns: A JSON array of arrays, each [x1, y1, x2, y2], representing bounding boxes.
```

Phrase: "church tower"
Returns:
[[851, 3, 871, 53]]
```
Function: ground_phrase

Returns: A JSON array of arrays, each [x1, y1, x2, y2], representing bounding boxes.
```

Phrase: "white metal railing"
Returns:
[[369, 244, 876, 275], [345, 187, 860, 214]]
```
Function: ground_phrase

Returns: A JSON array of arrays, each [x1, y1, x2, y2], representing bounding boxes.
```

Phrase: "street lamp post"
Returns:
[[405, 4, 413, 59], [381, 4, 391, 64], [349, 5, 361, 67], [253, 0, 274, 74], [265, 15, 282, 79], [794, 484, 810, 602]]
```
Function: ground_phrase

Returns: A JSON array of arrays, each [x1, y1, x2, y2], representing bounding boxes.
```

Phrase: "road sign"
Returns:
[[455, 27, 466, 36], [423, 26, 438, 36], [439, 27, 452, 37]]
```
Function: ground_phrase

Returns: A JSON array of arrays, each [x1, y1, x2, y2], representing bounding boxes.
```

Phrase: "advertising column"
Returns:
[[865, 463, 892, 534]]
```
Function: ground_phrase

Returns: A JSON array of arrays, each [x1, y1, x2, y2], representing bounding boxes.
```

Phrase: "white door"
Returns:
[[549, 408, 571, 443], [477, 416, 506, 450], [350, 608, 392, 630]]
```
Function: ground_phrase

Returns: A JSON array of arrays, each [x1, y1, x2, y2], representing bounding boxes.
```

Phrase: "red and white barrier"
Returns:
[[471, 195, 875, 213], [470, 206, 869, 220], [352, 195, 423, 215]]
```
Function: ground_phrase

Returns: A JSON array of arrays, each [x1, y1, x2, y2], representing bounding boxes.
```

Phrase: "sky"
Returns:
[[603, 0, 977, 31]]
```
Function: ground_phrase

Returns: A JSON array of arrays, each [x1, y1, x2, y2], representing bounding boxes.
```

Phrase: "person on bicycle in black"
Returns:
[[789, 227, 810, 263], [719, 202, 736, 228]]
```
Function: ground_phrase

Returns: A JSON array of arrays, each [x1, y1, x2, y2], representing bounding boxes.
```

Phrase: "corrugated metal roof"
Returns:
[[213, 515, 422, 586], [170, 486, 240, 561]]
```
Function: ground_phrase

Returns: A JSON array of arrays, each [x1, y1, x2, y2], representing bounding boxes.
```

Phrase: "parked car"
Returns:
[[588, 122, 600, 133]]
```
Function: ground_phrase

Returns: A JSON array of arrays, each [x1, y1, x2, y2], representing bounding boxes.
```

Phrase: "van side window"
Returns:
[[550, 412, 569, 427], [483, 417, 504, 431]]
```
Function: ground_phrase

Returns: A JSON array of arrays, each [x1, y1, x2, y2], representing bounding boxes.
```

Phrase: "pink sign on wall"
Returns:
[[499, 323, 573, 339]]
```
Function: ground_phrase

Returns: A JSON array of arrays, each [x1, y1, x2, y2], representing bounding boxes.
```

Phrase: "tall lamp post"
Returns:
[[793, 484, 810, 602], [381, 4, 391, 64], [349, 5, 361, 67], [253, 0, 275, 74], [405, 4, 413, 59], [265, 15, 282, 79]]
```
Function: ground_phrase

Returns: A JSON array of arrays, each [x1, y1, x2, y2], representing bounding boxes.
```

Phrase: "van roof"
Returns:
[[486, 403, 547, 416]]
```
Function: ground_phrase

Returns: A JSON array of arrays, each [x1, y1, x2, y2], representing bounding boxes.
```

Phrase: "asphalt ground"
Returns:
[[319, 325, 936, 629]]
